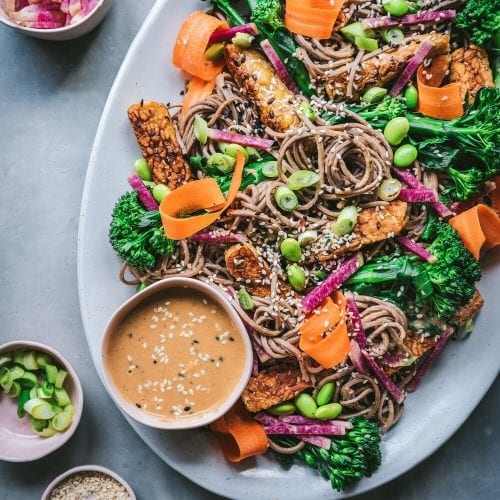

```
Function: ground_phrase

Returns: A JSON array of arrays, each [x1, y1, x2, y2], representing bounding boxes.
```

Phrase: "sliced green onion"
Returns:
[[17, 389, 30, 418], [35, 353, 50, 368], [299, 101, 316, 121], [0, 368, 12, 392], [333, 206, 359, 236], [204, 43, 225, 61], [194, 115, 209, 145], [63, 404, 76, 419], [298, 230, 318, 247], [232, 32, 254, 48], [52, 412, 72, 432], [354, 36, 378, 52], [218, 142, 249, 163], [261, 161, 279, 178], [54, 370, 68, 389], [23, 351, 39, 371], [36, 424, 58, 438], [30, 416, 48, 433], [274, 186, 298, 212], [8, 381, 21, 398], [378, 178, 402, 201], [9, 365, 25, 381], [207, 152, 236, 173], [54, 388, 71, 407], [382, 28, 405, 46], [362, 87, 388, 104], [29, 386, 38, 399], [37, 379, 54, 399], [245, 147, 261, 160], [45, 364, 58, 385], [13, 350, 25, 366], [238, 287, 255, 311], [24, 398, 55, 420], [288, 170, 320, 191], [52, 404, 64, 415], [0, 353, 12, 367], [340, 22, 375, 43], [17, 371, 37, 389]]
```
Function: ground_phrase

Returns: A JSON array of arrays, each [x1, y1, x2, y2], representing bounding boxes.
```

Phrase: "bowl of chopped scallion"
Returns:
[[0, 341, 83, 462]]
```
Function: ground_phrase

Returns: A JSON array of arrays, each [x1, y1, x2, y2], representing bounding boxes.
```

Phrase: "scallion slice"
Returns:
[[378, 178, 402, 201], [52, 412, 71, 432], [298, 230, 318, 247], [261, 161, 279, 179], [54, 370, 68, 389], [23, 351, 39, 371], [333, 206, 359, 236], [18, 371, 38, 389], [30, 416, 48, 433], [36, 424, 58, 438], [274, 186, 299, 212], [45, 364, 58, 385], [287, 170, 320, 191], [54, 388, 71, 407], [8, 381, 21, 398], [194, 115, 209, 145], [0, 354, 12, 367]]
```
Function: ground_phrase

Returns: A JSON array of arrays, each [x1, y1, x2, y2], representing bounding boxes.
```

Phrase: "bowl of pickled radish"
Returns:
[[0, 341, 83, 462]]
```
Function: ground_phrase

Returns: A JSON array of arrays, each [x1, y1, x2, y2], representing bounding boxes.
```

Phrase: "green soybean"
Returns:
[[280, 238, 302, 262], [237, 287, 254, 311], [294, 393, 317, 418], [354, 36, 378, 52], [381, 28, 405, 46], [152, 184, 170, 203], [204, 43, 225, 61], [383, 117, 410, 146], [315, 382, 336, 406], [404, 84, 419, 110], [362, 87, 388, 104], [315, 402, 343, 420], [232, 32, 254, 48], [394, 144, 418, 168], [382, 0, 409, 17], [287, 264, 306, 291], [134, 158, 152, 181], [298, 230, 317, 247], [269, 401, 296, 416]]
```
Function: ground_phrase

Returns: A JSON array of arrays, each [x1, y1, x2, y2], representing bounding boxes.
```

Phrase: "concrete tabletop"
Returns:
[[0, 2, 498, 499]]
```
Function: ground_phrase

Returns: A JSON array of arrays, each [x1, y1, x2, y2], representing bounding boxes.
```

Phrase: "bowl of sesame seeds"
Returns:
[[100, 277, 253, 430], [41, 465, 135, 500]]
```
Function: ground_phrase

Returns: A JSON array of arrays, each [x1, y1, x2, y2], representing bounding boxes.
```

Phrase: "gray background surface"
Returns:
[[0, 1, 498, 499]]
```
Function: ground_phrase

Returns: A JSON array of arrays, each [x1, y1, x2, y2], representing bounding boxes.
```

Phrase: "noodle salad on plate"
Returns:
[[107, 0, 500, 492]]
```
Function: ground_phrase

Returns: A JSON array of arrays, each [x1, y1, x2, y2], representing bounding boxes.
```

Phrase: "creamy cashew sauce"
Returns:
[[105, 289, 246, 421]]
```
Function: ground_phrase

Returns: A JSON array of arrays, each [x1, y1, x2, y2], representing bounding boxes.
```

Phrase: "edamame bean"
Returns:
[[383, 117, 410, 146], [294, 393, 317, 418], [315, 403, 343, 420], [152, 184, 170, 203], [232, 32, 254, 48], [238, 287, 254, 311], [315, 382, 336, 406], [393, 144, 418, 167], [404, 85, 419, 110], [381, 28, 405, 46], [269, 401, 296, 416], [333, 206, 358, 236], [362, 87, 387, 104], [134, 158, 152, 181], [204, 43, 225, 61], [298, 230, 317, 247], [280, 238, 302, 262], [287, 264, 306, 291], [382, 0, 409, 17]]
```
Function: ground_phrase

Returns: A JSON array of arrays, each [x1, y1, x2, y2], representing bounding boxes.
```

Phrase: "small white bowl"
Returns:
[[101, 277, 253, 430], [0, 0, 112, 41], [0, 341, 83, 462], [41, 464, 136, 500]]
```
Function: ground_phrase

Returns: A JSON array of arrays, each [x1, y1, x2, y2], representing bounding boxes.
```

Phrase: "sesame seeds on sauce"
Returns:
[[105, 290, 246, 421]]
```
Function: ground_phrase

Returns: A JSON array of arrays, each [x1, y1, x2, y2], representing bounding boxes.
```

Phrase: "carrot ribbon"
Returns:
[[285, 0, 345, 39], [181, 77, 217, 117], [210, 401, 269, 462], [416, 56, 464, 120], [172, 11, 228, 81], [299, 291, 350, 369], [159, 151, 245, 240]]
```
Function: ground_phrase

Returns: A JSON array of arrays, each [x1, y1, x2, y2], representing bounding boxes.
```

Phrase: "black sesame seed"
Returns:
[[136, 403, 141, 408], [184, 406, 191, 412]]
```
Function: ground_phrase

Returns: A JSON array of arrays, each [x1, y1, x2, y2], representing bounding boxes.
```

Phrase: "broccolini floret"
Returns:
[[109, 191, 175, 270], [347, 222, 481, 322], [455, 0, 500, 49], [442, 166, 485, 201], [275, 417, 381, 492]]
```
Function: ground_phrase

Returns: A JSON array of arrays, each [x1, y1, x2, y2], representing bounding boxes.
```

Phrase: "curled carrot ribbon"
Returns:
[[159, 151, 244, 240]]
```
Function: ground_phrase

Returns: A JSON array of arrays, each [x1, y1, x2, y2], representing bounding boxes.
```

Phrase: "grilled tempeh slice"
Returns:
[[128, 101, 190, 190], [453, 289, 484, 326], [311, 201, 408, 262], [325, 33, 451, 100], [241, 364, 312, 413], [449, 45, 494, 104], [225, 44, 302, 132], [225, 243, 273, 298]]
